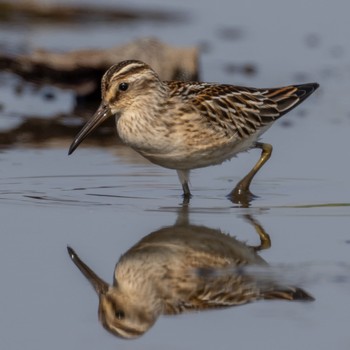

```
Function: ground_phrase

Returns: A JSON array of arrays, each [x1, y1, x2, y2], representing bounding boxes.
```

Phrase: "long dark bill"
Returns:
[[67, 246, 109, 295], [68, 102, 112, 155]]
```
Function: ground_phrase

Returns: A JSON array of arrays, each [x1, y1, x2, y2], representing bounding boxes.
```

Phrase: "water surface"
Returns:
[[1, 0, 350, 349]]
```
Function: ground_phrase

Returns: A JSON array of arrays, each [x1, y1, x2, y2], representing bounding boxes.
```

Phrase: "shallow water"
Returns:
[[1, 0, 350, 349]]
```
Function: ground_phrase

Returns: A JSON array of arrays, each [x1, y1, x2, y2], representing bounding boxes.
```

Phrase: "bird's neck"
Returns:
[[116, 88, 175, 153]]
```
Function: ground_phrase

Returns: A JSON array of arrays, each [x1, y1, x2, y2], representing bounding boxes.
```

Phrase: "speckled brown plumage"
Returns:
[[69, 60, 319, 202], [67, 219, 313, 339]]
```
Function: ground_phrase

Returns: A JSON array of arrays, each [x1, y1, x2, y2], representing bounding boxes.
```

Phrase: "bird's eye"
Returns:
[[119, 82, 129, 91], [115, 310, 125, 320]]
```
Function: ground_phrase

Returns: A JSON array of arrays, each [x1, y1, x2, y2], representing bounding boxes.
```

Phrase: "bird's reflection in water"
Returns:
[[67, 213, 313, 339]]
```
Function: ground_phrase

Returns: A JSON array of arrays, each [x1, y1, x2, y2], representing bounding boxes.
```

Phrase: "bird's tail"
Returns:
[[266, 82, 319, 116]]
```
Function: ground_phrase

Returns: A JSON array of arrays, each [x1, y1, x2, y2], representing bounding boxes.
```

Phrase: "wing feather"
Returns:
[[166, 82, 318, 139]]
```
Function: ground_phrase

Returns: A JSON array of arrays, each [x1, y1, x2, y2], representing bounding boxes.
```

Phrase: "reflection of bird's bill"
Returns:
[[67, 246, 109, 295]]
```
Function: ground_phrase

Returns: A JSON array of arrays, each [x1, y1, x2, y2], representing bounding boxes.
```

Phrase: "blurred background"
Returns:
[[0, 0, 349, 349]]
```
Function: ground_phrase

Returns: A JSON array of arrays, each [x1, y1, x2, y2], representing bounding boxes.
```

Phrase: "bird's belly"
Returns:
[[139, 132, 263, 170], [117, 115, 271, 170]]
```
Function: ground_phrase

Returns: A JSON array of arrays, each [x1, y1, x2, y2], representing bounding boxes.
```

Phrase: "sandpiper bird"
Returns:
[[68, 60, 319, 202], [67, 216, 313, 339]]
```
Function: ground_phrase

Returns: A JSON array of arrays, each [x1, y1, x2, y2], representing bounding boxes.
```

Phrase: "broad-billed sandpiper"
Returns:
[[67, 217, 313, 338], [68, 60, 318, 202]]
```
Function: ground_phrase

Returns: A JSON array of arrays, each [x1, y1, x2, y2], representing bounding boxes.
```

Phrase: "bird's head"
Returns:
[[68, 60, 163, 155], [67, 246, 159, 339]]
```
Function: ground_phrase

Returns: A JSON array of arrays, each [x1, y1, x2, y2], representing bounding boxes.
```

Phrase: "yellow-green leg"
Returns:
[[229, 142, 273, 205], [244, 214, 271, 251]]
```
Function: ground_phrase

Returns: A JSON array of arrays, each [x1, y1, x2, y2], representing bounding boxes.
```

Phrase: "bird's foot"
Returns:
[[228, 185, 258, 207]]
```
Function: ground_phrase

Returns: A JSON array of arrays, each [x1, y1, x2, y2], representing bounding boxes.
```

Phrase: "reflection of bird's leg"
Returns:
[[182, 194, 190, 207], [175, 201, 190, 226], [230, 142, 273, 205], [243, 214, 271, 251]]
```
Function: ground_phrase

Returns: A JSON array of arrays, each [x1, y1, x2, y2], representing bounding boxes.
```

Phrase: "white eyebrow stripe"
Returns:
[[114, 62, 147, 77]]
